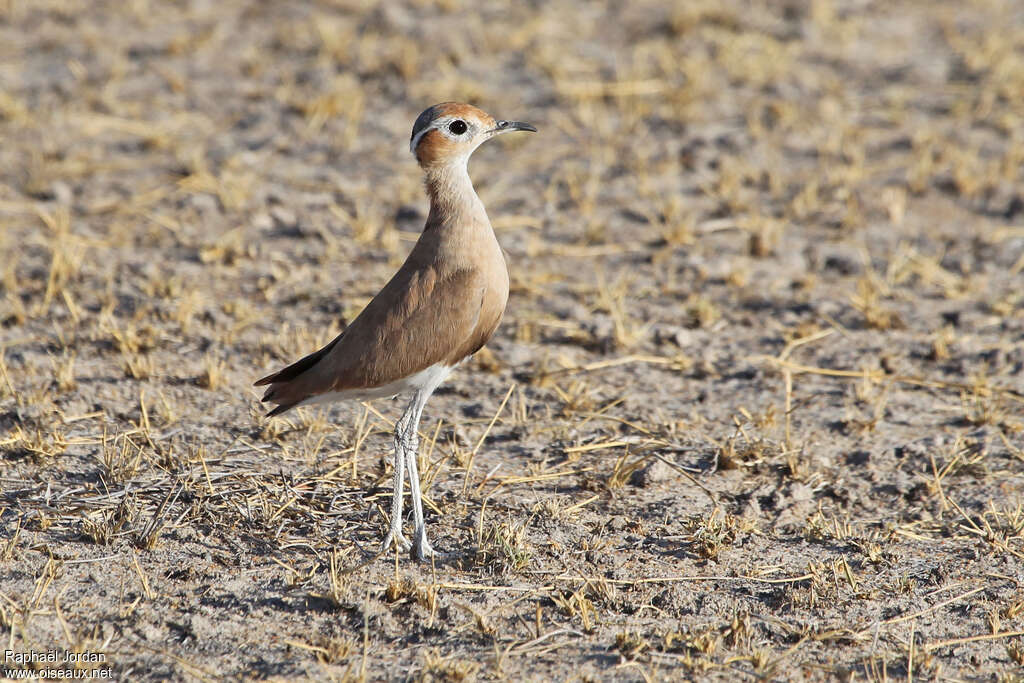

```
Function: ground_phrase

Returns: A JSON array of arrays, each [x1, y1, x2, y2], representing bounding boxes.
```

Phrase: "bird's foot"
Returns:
[[381, 529, 412, 555], [413, 531, 452, 561], [414, 540, 442, 561]]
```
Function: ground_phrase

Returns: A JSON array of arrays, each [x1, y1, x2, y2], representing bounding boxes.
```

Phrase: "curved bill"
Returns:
[[490, 120, 537, 134]]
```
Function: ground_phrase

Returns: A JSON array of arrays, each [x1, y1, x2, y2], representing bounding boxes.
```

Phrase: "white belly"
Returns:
[[295, 363, 455, 408]]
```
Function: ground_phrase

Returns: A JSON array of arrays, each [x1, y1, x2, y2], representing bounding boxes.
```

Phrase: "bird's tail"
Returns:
[[255, 335, 342, 416]]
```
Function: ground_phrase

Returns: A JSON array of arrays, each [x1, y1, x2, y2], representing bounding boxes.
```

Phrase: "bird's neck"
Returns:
[[423, 161, 488, 230]]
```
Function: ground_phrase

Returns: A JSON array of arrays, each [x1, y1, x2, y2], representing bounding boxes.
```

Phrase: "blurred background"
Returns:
[[1, 0, 1023, 679], [2, 0, 1022, 324]]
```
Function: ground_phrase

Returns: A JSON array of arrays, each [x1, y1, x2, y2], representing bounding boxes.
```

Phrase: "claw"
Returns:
[[413, 530, 451, 561], [414, 541, 437, 560], [381, 530, 412, 554], [415, 544, 450, 561]]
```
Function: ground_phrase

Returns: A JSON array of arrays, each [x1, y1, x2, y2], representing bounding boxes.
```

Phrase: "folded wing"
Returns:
[[256, 266, 496, 416]]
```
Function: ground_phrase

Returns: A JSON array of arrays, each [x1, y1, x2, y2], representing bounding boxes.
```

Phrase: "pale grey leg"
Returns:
[[406, 434, 437, 559], [378, 372, 448, 560], [380, 398, 415, 553], [400, 388, 444, 560]]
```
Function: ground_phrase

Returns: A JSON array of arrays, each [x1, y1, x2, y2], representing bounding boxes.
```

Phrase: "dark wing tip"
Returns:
[[265, 403, 293, 418], [255, 367, 283, 386]]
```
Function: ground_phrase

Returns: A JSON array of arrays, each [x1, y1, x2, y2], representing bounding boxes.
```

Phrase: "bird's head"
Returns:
[[410, 102, 536, 169]]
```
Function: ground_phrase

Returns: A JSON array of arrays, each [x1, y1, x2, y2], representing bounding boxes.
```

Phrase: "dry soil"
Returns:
[[1, 1, 1023, 681]]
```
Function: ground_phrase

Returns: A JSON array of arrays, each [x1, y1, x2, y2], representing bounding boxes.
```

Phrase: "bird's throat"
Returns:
[[424, 161, 487, 229]]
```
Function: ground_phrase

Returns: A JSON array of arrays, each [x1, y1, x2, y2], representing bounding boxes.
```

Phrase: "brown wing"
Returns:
[[257, 265, 501, 415]]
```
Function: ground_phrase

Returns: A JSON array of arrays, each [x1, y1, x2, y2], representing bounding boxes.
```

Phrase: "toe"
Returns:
[[382, 531, 412, 553], [414, 539, 450, 561]]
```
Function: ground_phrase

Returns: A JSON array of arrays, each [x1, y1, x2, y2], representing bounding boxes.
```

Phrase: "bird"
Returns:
[[255, 103, 536, 560]]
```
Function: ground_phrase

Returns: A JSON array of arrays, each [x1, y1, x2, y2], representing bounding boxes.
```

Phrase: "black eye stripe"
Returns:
[[448, 120, 468, 135]]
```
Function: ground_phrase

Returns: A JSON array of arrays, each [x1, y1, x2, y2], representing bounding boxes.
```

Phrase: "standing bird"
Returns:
[[255, 103, 536, 559]]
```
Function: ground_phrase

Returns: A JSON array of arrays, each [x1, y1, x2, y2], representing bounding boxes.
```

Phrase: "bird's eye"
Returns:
[[448, 120, 468, 135]]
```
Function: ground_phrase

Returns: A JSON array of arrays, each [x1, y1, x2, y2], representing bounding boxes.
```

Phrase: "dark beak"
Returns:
[[490, 120, 537, 134]]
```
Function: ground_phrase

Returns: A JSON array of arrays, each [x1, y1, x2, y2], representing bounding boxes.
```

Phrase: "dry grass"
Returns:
[[1, 0, 1023, 680]]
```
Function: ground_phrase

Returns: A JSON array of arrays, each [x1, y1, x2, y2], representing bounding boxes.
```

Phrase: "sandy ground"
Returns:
[[2, 0, 1024, 680]]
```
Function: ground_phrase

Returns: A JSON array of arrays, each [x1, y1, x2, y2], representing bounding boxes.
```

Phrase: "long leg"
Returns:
[[405, 430, 434, 558], [381, 398, 415, 553], [400, 387, 442, 559]]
